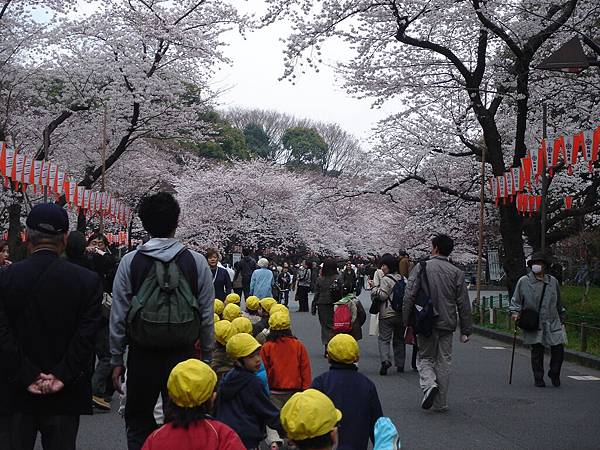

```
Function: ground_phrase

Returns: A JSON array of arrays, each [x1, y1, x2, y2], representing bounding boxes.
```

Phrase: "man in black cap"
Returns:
[[0, 203, 103, 449]]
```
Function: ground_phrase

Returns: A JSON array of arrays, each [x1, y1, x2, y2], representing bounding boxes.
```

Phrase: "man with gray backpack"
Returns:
[[109, 192, 215, 450]]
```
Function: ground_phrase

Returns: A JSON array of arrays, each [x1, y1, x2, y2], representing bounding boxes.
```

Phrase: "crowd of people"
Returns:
[[0, 191, 568, 450]]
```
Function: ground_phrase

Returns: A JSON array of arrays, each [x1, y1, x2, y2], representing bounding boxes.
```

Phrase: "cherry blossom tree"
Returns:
[[265, 0, 600, 290]]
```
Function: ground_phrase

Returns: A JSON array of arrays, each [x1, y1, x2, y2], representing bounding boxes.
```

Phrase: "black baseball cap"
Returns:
[[26, 203, 69, 235]]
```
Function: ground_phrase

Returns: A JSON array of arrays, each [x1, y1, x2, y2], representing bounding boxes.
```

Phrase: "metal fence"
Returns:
[[472, 295, 600, 356]]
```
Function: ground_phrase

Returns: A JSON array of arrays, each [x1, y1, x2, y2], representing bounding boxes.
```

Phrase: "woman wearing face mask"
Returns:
[[510, 252, 565, 388]]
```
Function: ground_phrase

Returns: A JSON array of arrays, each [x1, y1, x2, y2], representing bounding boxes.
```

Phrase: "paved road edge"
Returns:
[[472, 325, 600, 370]]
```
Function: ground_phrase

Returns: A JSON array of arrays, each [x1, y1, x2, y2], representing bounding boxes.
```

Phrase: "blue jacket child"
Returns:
[[311, 334, 383, 450]]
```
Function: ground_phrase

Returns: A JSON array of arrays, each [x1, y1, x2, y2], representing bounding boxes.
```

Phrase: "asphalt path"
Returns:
[[49, 290, 600, 450]]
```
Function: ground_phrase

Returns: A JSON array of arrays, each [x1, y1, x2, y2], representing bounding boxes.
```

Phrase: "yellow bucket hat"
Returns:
[[225, 293, 241, 305], [281, 389, 342, 441], [269, 304, 289, 317], [214, 320, 235, 346], [226, 333, 261, 359], [269, 311, 291, 331], [167, 359, 217, 409], [327, 333, 359, 364], [259, 297, 277, 313], [213, 313, 220, 324], [223, 303, 242, 322], [231, 316, 253, 335], [214, 299, 225, 315], [245, 296, 260, 311]]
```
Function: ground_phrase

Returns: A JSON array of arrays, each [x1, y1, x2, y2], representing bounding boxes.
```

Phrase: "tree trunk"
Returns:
[[7, 202, 27, 262], [499, 204, 526, 295], [77, 209, 87, 232]]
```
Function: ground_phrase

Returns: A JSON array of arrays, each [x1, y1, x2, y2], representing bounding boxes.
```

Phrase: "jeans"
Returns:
[[417, 329, 453, 409], [92, 320, 113, 399], [296, 285, 310, 312], [9, 413, 80, 450], [125, 345, 193, 450], [377, 316, 406, 368], [531, 343, 564, 381]]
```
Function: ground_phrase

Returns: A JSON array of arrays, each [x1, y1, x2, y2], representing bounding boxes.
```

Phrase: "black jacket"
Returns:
[[215, 366, 282, 447], [0, 250, 103, 415], [312, 363, 383, 450], [238, 256, 257, 282]]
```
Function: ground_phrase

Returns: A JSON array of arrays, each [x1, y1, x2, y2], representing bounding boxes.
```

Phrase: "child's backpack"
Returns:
[[127, 249, 201, 348], [333, 303, 353, 332], [385, 275, 406, 313]]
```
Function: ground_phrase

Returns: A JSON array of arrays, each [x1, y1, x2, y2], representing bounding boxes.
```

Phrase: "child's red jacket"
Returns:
[[260, 336, 312, 391], [142, 419, 245, 450]]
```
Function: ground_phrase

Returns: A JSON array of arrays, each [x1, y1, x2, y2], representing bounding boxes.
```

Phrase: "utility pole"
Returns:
[[99, 105, 107, 234], [540, 103, 548, 252]]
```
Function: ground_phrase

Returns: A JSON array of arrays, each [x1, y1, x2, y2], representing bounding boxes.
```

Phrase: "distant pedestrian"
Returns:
[[312, 334, 383, 450], [206, 248, 232, 301], [372, 254, 405, 375], [0, 240, 12, 267], [340, 260, 357, 295], [403, 234, 472, 411], [232, 261, 244, 298], [398, 250, 411, 278], [216, 334, 283, 448], [141, 359, 245, 450], [110, 192, 215, 450], [295, 261, 312, 312], [250, 258, 274, 299], [276, 263, 293, 306], [311, 258, 339, 353], [260, 312, 312, 410], [238, 248, 257, 299], [280, 389, 341, 450], [0, 203, 103, 450], [511, 252, 565, 387]]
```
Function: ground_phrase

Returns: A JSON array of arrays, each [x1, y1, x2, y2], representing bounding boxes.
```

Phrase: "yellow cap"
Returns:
[[225, 293, 241, 305], [167, 359, 217, 408], [259, 297, 277, 313], [245, 296, 260, 311], [327, 333, 360, 364], [226, 333, 261, 359], [213, 313, 220, 323], [214, 320, 235, 345], [281, 389, 342, 441], [214, 299, 225, 315], [269, 311, 291, 331], [269, 304, 289, 317], [231, 316, 253, 335], [223, 303, 242, 322]]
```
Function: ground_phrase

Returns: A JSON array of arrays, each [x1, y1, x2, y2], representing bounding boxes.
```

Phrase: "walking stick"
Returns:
[[509, 324, 518, 385]]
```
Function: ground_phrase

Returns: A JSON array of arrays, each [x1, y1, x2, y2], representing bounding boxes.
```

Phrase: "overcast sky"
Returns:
[[215, 19, 395, 147]]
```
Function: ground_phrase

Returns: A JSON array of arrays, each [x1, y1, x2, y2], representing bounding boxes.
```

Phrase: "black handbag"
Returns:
[[517, 282, 547, 331]]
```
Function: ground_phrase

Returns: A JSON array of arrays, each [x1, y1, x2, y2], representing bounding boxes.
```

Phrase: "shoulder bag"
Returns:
[[517, 281, 547, 331]]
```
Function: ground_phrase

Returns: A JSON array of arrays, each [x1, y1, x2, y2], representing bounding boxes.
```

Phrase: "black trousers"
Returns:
[[125, 346, 193, 450], [7, 413, 79, 450], [531, 343, 564, 381], [242, 281, 251, 300], [296, 286, 310, 312]]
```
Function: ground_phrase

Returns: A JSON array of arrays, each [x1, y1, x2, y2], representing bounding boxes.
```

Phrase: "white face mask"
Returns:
[[531, 264, 543, 274]]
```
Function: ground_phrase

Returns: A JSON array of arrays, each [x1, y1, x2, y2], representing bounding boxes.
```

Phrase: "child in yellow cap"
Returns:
[[216, 333, 283, 449], [311, 334, 383, 449], [211, 320, 236, 383], [260, 312, 312, 410], [141, 359, 245, 450], [214, 299, 225, 319], [223, 303, 242, 322], [280, 389, 342, 450], [244, 295, 262, 327]]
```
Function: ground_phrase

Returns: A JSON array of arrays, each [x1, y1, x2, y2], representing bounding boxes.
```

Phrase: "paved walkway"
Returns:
[[62, 291, 600, 450]]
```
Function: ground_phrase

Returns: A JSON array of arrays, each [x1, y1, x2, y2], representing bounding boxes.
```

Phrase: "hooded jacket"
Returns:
[[312, 363, 383, 450], [215, 366, 282, 448], [110, 238, 215, 366]]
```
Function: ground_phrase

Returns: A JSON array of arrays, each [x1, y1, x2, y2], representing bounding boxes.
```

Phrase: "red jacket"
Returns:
[[142, 419, 245, 450], [260, 336, 312, 391]]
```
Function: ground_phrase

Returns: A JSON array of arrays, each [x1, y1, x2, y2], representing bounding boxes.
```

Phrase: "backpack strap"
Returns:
[[130, 248, 198, 297]]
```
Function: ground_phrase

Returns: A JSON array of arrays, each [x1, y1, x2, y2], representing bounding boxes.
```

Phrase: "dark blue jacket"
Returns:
[[216, 366, 282, 448], [312, 363, 383, 450], [0, 250, 103, 415], [211, 266, 232, 301]]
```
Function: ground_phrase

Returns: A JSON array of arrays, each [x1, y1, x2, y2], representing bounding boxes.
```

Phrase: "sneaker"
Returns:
[[92, 395, 111, 411], [433, 406, 449, 413], [421, 386, 439, 410], [379, 361, 392, 376], [548, 373, 560, 387], [534, 379, 546, 388]]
